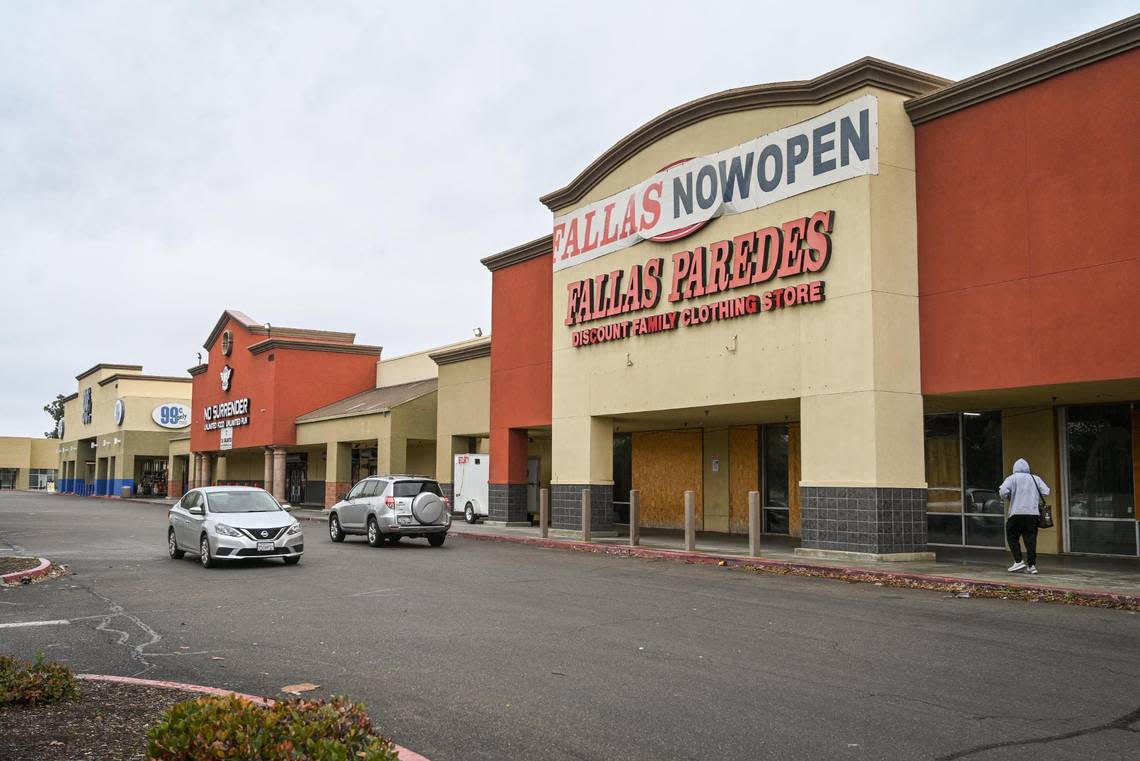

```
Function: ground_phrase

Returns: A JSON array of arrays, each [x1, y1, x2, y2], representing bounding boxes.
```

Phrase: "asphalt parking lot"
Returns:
[[2, 491, 1139, 760]]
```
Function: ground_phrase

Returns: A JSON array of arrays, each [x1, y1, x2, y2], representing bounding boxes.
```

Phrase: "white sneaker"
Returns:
[[1008, 561, 1027, 572], [1026, 565, 1038, 575]]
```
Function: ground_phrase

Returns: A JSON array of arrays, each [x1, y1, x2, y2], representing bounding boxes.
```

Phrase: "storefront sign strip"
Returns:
[[552, 95, 877, 271]]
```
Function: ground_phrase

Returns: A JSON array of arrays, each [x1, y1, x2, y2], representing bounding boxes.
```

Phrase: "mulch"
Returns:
[[0, 679, 194, 760], [0, 556, 41, 575]]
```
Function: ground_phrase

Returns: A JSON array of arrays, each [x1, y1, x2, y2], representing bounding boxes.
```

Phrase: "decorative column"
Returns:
[[272, 448, 286, 502], [551, 416, 615, 536], [487, 428, 530, 525], [263, 449, 273, 492]]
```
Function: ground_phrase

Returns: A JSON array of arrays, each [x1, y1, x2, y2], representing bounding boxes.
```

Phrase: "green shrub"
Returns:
[[0, 653, 79, 705], [147, 693, 400, 760]]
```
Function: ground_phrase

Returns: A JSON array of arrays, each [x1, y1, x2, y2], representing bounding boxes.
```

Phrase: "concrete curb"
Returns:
[[450, 529, 1140, 610], [76, 674, 430, 760], [0, 557, 52, 585]]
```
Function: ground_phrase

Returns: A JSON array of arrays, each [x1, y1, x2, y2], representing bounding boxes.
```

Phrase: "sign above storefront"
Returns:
[[552, 96, 877, 271], [219, 426, 233, 451], [566, 209, 835, 348], [153, 403, 191, 429], [203, 398, 250, 431]]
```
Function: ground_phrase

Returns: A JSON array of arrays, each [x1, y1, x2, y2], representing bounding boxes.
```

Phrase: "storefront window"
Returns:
[[28, 469, 57, 490], [924, 412, 1004, 548], [762, 425, 789, 533], [351, 447, 377, 484], [1064, 404, 1137, 556], [135, 457, 168, 497], [612, 434, 632, 522]]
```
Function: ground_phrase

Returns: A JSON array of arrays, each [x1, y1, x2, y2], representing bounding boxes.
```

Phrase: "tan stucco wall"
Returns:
[[377, 352, 437, 388], [434, 355, 490, 482], [551, 88, 925, 492], [294, 390, 438, 478]]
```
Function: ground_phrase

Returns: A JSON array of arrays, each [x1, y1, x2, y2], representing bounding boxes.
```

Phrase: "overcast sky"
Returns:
[[0, 1, 1134, 437]]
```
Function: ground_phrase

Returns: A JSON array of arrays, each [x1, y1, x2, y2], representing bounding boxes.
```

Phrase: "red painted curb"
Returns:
[[451, 529, 1139, 608], [76, 674, 430, 760], [0, 557, 52, 585]]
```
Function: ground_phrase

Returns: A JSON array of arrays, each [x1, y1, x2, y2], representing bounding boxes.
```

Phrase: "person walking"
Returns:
[[999, 458, 1050, 574]]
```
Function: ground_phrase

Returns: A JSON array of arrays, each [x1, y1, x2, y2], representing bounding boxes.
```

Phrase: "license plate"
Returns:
[[257, 541, 274, 552], [397, 516, 413, 525]]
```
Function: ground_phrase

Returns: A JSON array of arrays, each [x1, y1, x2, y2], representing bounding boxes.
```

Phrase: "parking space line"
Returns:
[[0, 619, 71, 629]]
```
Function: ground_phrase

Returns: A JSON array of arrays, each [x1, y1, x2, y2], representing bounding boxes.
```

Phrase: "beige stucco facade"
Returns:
[[0, 437, 59, 491], [55, 364, 192, 497], [549, 87, 926, 551], [431, 337, 491, 493]]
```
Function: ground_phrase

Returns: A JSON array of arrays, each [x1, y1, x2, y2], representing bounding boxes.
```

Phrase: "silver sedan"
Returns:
[[168, 486, 303, 568]]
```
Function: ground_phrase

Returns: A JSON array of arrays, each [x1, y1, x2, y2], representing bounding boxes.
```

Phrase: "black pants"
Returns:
[[1006, 515, 1039, 566]]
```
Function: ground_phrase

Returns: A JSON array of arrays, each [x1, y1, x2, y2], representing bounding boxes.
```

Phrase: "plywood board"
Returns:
[[632, 430, 703, 529], [728, 427, 759, 534]]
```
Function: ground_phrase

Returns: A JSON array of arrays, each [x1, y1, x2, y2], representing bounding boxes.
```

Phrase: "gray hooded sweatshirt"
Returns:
[[999, 458, 1050, 516]]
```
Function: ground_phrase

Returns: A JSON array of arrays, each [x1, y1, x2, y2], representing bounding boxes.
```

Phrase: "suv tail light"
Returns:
[[385, 496, 396, 507], [443, 496, 451, 507]]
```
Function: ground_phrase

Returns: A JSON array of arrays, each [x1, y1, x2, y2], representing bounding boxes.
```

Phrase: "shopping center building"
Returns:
[[0, 437, 58, 491], [184, 310, 486, 507], [480, 16, 1140, 558], [54, 364, 193, 497]]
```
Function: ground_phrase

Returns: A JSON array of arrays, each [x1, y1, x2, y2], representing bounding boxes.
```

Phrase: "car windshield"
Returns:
[[206, 491, 283, 514], [392, 481, 443, 498]]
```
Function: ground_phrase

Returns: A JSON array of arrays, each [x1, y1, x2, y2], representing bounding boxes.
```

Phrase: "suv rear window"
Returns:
[[392, 481, 442, 498]]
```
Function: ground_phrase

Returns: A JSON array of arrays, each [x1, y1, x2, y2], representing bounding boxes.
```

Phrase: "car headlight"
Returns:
[[213, 523, 243, 537], [286, 521, 302, 535]]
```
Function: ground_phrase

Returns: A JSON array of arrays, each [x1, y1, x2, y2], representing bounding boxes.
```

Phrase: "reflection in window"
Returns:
[[924, 412, 1004, 547], [1066, 404, 1136, 556], [762, 425, 789, 534]]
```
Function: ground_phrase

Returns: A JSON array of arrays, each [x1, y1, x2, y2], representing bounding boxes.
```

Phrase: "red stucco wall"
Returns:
[[191, 317, 378, 452], [916, 49, 1140, 395], [489, 254, 553, 483]]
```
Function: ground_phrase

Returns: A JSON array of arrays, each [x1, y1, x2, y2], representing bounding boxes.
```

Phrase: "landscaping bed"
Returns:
[[0, 678, 188, 760], [0, 556, 41, 575]]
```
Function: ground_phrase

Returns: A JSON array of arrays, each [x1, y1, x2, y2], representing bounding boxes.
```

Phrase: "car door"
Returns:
[[173, 491, 198, 547], [183, 491, 207, 545], [342, 481, 370, 530]]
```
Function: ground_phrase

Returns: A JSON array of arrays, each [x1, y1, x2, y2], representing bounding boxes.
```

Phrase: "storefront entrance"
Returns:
[[924, 412, 1005, 548], [350, 447, 376, 485], [134, 457, 169, 497], [286, 453, 308, 506], [1062, 403, 1139, 557], [0, 469, 16, 490]]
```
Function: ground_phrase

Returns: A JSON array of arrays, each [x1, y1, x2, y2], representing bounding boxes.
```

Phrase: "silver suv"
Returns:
[[168, 486, 303, 568], [328, 476, 450, 547]]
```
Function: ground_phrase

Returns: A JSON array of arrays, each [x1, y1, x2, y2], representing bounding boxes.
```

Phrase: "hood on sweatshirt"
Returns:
[[1013, 458, 1031, 473]]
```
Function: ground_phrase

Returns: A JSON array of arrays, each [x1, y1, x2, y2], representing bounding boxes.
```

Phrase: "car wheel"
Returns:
[[464, 502, 476, 524], [366, 517, 383, 547], [329, 514, 345, 543], [168, 529, 185, 559], [283, 555, 301, 566], [199, 534, 214, 569], [428, 534, 446, 548]]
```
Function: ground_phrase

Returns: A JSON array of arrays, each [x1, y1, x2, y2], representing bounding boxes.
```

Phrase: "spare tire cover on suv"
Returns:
[[411, 492, 445, 525]]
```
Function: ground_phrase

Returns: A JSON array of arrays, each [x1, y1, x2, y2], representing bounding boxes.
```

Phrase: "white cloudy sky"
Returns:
[[0, 1, 1134, 436]]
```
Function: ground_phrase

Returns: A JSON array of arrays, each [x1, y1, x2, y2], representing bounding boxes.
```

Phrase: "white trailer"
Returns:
[[453, 453, 490, 524]]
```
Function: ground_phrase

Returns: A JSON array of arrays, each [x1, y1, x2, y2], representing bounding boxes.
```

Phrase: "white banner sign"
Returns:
[[219, 426, 233, 451], [552, 95, 878, 271]]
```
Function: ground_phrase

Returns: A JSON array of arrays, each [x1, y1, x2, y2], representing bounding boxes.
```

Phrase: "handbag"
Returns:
[[1030, 472, 1053, 529]]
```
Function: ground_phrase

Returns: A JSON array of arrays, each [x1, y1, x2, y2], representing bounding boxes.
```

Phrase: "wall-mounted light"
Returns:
[[113, 437, 121, 445], [625, 353, 633, 367], [725, 335, 738, 353], [962, 412, 982, 417]]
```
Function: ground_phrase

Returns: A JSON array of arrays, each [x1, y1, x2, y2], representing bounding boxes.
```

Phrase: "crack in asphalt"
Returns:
[[936, 704, 1140, 760], [85, 589, 164, 677]]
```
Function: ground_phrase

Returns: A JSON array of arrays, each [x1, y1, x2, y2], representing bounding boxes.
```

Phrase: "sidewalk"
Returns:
[[271, 509, 1140, 607]]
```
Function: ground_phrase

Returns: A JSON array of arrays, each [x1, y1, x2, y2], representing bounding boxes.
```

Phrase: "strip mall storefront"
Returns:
[[482, 17, 1140, 558], [54, 364, 192, 497], [187, 310, 477, 507]]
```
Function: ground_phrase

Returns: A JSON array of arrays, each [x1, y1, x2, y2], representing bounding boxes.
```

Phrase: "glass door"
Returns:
[[1062, 404, 1138, 556], [923, 411, 1005, 547]]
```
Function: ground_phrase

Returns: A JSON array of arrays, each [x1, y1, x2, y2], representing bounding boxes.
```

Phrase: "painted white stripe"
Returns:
[[0, 619, 71, 629]]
